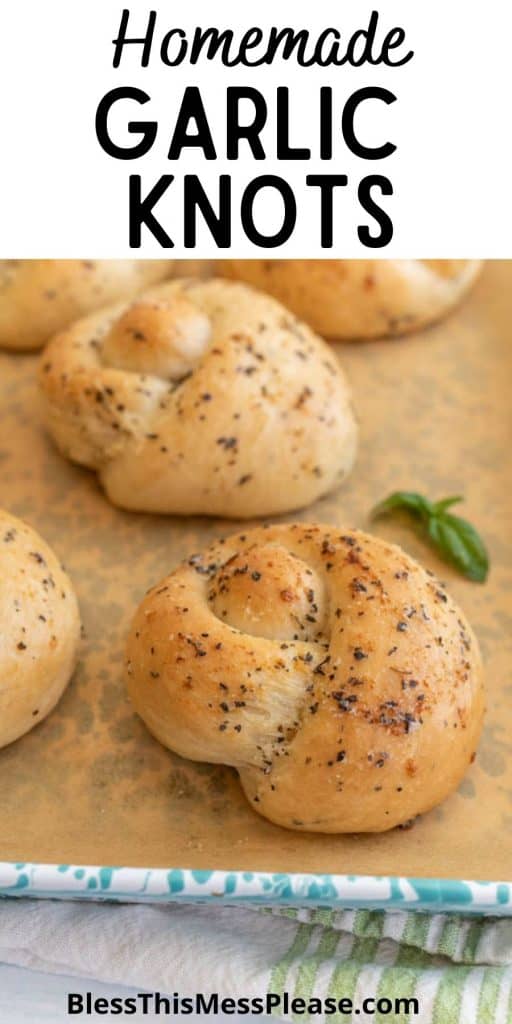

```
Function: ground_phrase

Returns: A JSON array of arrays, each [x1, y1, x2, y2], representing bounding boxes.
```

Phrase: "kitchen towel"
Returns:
[[0, 900, 510, 1023]]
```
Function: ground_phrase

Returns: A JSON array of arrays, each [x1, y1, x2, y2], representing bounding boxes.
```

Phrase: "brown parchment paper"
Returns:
[[0, 261, 510, 881]]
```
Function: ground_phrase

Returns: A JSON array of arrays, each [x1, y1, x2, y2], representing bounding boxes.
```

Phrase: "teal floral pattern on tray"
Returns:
[[0, 863, 510, 915]]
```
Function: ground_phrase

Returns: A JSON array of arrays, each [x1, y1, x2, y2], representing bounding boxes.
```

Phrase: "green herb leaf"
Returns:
[[431, 513, 489, 582], [372, 490, 434, 522], [371, 491, 489, 583], [431, 495, 463, 515]]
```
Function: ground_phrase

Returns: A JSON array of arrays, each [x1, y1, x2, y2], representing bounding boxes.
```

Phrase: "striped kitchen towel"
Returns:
[[0, 899, 510, 1022], [265, 906, 512, 1022]]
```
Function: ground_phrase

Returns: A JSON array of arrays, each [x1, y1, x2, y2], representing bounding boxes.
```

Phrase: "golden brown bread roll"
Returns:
[[222, 260, 482, 339], [0, 260, 175, 350], [39, 279, 358, 518], [0, 510, 81, 748], [125, 523, 484, 833]]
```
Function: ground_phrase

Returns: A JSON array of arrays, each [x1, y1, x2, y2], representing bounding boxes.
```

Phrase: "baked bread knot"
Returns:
[[102, 298, 212, 379], [222, 260, 482, 340], [0, 510, 81, 749], [0, 260, 175, 350], [125, 523, 484, 833], [39, 279, 358, 518]]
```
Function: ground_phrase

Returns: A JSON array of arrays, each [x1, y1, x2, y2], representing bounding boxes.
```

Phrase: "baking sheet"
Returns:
[[0, 261, 510, 885]]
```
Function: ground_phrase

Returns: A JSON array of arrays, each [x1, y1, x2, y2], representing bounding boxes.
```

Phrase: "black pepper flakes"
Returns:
[[216, 436, 238, 450], [313, 656, 330, 676]]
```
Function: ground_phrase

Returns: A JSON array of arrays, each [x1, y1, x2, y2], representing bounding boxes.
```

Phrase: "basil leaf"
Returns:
[[432, 512, 489, 582], [432, 495, 463, 515], [372, 491, 433, 522], [371, 491, 489, 583]]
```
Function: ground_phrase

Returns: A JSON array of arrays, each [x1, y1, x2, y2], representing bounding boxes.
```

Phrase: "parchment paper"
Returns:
[[0, 261, 510, 881]]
